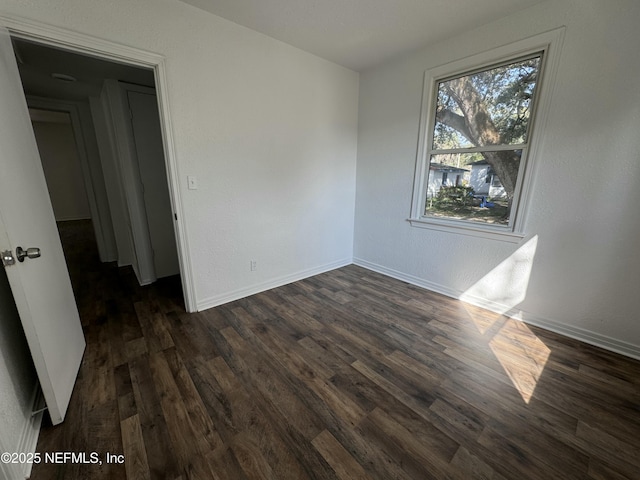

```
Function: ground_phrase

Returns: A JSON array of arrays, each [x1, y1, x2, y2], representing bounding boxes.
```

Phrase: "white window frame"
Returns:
[[409, 28, 565, 243]]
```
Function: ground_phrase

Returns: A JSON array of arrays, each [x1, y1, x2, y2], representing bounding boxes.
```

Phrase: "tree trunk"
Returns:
[[482, 150, 520, 199], [436, 78, 521, 208]]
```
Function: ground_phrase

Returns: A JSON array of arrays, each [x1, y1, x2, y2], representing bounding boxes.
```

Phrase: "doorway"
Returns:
[[11, 35, 189, 308]]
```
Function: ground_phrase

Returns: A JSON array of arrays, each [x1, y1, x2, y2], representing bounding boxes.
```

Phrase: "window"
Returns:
[[409, 30, 564, 242]]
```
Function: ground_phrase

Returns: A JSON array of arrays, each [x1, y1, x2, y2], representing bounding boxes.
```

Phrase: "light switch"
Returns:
[[187, 175, 198, 190]]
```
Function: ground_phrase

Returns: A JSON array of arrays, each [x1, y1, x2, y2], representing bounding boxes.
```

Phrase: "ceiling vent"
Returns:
[[51, 73, 77, 82]]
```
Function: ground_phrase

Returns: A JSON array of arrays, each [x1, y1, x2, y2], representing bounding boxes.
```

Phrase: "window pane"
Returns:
[[432, 56, 541, 150], [425, 151, 522, 225]]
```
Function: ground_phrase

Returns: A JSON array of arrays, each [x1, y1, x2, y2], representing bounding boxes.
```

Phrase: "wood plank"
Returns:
[[147, 350, 211, 467], [312, 430, 372, 480], [121, 414, 151, 480], [163, 347, 224, 452], [129, 355, 181, 479], [114, 363, 137, 420]]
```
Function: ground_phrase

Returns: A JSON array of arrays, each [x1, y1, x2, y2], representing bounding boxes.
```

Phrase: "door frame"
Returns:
[[102, 79, 157, 286], [111, 81, 182, 283], [1, 14, 197, 312]]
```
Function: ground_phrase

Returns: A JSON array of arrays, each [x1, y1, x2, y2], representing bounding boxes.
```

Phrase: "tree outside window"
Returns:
[[410, 30, 564, 241], [425, 54, 542, 225]]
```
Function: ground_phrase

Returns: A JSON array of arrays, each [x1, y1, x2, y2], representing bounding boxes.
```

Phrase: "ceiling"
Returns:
[[13, 38, 155, 102], [178, 0, 547, 71], [11, 0, 548, 100]]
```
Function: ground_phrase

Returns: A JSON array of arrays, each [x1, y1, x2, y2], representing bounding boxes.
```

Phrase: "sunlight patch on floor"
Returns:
[[462, 304, 506, 335], [489, 320, 550, 403]]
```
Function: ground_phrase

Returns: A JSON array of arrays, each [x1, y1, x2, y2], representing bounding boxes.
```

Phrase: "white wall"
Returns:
[[0, 268, 38, 480], [0, 0, 359, 310], [32, 119, 91, 221], [354, 0, 640, 358]]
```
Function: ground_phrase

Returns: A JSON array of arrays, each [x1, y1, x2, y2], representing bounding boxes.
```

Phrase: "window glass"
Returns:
[[432, 56, 541, 150], [425, 55, 542, 226]]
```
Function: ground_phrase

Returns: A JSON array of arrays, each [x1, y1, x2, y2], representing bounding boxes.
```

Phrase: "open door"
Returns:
[[0, 28, 85, 425]]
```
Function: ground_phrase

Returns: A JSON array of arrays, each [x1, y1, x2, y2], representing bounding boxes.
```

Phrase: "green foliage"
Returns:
[[433, 185, 475, 208], [427, 193, 510, 225], [433, 56, 541, 149]]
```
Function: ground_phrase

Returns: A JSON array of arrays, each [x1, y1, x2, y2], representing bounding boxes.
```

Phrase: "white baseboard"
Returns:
[[353, 258, 461, 300], [196, 258, 353, 311], [353, 257, 640, 361], [0, 383, 44, 480], [19, 384, 44, 479]]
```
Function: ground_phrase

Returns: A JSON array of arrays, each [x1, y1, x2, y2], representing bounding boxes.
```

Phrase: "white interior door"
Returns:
[[0, 28, 85, 425], [127, 89, 179, 279]]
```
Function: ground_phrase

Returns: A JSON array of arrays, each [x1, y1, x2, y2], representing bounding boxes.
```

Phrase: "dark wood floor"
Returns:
[[31, 220, 640, 479]]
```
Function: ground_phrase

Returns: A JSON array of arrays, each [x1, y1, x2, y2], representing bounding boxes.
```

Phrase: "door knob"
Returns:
[[16, 246, 41, 262]]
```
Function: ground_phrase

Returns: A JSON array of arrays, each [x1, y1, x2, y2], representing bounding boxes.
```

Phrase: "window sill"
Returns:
[[407, 217, 525, 243]]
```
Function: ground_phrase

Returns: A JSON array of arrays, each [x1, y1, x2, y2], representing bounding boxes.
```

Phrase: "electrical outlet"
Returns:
[[250, 260, 257, 271]]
